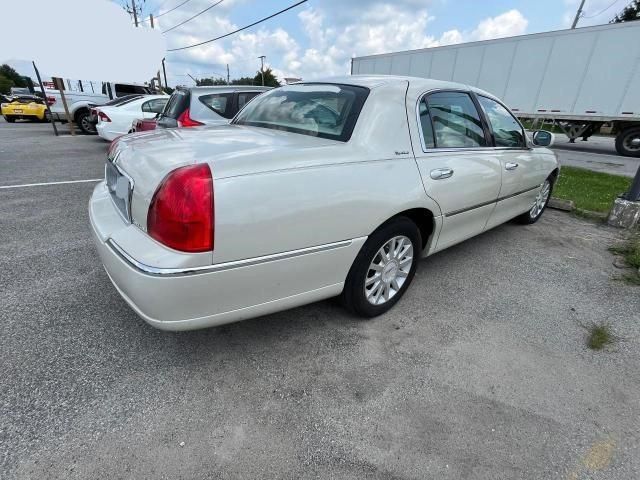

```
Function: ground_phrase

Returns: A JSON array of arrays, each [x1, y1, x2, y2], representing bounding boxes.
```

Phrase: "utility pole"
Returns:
[[627, 164, 640, 202], [227, 64, 230, 85], [132, 0, 139, 26], [162, 58, 168, 88], [571, 0, 586, 28], [149, 14, 163, 92], [258, 55, 266, 86]]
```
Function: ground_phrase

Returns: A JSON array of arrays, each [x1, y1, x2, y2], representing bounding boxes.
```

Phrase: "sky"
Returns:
[[6, 0, 634, 87]]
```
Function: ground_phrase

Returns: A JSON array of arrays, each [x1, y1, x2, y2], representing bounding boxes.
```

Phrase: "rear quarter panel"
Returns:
[[213, 157, 431, 263]]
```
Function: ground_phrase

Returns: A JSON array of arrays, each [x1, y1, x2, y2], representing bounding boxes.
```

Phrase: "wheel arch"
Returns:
[[373, 207, 435, 250], [73, 106, 90, 121]]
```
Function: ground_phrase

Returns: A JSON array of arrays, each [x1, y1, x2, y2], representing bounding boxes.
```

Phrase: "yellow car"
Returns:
[[1, 96, 49, 122]]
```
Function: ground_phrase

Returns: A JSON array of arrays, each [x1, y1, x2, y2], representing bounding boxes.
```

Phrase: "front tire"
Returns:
[[615, 127, 640, 158], [516, 177, 553, 224], [341, 217, 420, 318]]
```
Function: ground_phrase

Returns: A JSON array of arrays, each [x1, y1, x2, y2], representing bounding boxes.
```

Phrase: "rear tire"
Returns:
[[4, 116, 15, 123], [516, 177, 553, 225], [75, 109, 96, 134], [341, 217, 420, 318], [615, 127, 640, 158]]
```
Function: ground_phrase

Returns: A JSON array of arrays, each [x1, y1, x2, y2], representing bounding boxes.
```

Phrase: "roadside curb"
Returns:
[[548, 197, 609, 222], [548, 197, 574, 211]]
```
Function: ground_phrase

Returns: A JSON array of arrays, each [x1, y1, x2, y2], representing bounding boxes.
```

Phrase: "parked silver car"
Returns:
[[156, 85, 270, 129]]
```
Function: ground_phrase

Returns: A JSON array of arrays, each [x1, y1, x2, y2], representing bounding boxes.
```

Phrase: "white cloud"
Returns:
[[145, 0, 531, 85], [470, 9, 528, 41]]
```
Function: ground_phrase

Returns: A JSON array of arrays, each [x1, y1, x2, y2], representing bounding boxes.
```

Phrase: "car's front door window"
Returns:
[[477, 96, 525, 148]]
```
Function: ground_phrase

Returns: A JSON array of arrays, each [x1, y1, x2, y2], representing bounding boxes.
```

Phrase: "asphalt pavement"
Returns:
[[552, 135, 640, 177], [1, 119, 639, 479]]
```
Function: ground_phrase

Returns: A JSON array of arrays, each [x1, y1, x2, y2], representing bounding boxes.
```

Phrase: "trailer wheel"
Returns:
[[615, 127, 640, 158]]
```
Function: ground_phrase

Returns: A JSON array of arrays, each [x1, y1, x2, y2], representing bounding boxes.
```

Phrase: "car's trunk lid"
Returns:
[[111, 124, 337, 229]]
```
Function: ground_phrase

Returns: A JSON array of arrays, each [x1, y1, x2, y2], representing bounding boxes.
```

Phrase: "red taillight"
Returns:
[[46, 96, 56, 106], [147, 164, 214, 253], [177, 108, 204, 127], [98, 111, 111, 122]]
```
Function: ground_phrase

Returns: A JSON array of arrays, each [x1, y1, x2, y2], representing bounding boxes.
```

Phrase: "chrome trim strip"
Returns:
[[107, 239, 354, 277], [497, 184, 541, 202], [445, 199, 496, 218], [445, 184, 541, 218]]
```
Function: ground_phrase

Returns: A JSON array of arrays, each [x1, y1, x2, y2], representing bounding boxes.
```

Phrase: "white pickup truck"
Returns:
[[46, 81, 152, 133]]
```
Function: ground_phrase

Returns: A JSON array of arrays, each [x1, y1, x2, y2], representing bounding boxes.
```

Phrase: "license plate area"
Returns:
[[105, 161, 133, 223], [13, 109, 23, 113]]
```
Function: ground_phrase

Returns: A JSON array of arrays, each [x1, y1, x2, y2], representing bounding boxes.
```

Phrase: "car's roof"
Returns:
[[183, 85, 271, 93], [301, 75, 495, 98]]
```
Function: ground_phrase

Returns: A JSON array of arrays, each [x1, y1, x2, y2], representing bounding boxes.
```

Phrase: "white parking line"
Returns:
[[0, 179, 102, 189]]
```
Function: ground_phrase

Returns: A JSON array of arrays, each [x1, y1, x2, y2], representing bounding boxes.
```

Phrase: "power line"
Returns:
[[154, 0, 195, 19], [583, 0, 623, 18], [162, 0, 225, 33], [167, 0, 308, 52]]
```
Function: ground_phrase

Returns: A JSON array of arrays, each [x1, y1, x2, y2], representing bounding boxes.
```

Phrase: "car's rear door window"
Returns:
[[424, 91, 487, 148], [477, 96, 525, 148], [198, 93, 234, 119]]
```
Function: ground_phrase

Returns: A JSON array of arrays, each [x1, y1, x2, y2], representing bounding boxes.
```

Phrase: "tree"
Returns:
[[0, 74, 13, 94], [253, 68, 280, 87], [231, 76, 257, 86], [611, 0, 640, 22], [0, 64, 28, 88], [195, 77, 227, 86]]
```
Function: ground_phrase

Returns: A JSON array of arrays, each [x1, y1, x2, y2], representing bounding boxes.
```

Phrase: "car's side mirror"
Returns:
[[532, 130, 554, 147]]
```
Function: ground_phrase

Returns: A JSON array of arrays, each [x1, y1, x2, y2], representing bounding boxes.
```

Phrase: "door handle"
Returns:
[[505, 162, 519, 171], [430, 168, 454, 180]]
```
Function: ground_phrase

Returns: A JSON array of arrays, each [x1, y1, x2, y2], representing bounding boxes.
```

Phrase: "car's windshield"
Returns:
[[232, 84, 369, 142]]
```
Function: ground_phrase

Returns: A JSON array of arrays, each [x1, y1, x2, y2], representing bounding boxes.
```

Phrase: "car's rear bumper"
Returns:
[[2, 108, 46, 120], [96, 123, 122, 141], [89, 182, 362, 331]]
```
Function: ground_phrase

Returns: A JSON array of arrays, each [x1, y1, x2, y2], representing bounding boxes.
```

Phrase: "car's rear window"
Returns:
[[232, 84, 369, 142], [198, 93, 233, 119], [162, 90, 190, 119]]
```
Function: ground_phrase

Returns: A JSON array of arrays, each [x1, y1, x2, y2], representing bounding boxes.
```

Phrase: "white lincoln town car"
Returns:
[[90, 75, 558, 331]]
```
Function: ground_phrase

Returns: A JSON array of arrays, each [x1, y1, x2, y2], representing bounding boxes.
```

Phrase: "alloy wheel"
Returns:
[[364, 235, 414, 306], [530, 179, 551, 219]]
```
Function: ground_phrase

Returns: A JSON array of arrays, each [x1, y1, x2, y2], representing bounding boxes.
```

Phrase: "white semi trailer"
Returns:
[[351, 21, 640, 157]]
